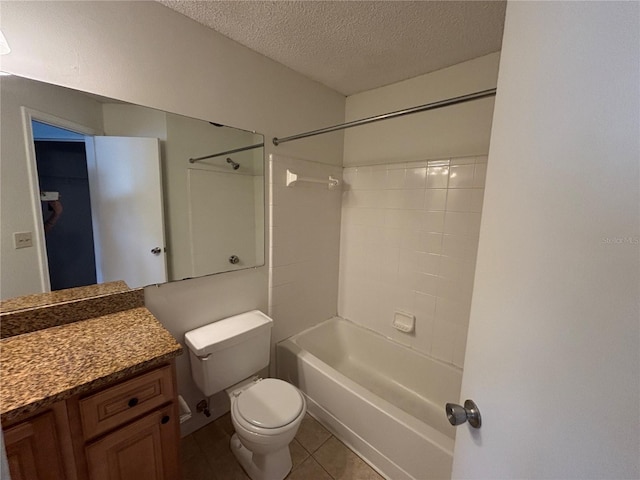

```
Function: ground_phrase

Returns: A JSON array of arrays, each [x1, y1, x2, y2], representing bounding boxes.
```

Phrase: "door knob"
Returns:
[[445, 399, 482, 429], [151, 247, 162, 255]]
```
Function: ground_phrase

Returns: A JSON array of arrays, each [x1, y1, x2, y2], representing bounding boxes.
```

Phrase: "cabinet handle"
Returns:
[[128, 397, 139, 408], [161, 415, 170, 425]]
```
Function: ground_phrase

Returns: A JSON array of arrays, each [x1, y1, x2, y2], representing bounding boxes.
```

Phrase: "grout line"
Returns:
[[311, 435, 338, 478], [314, 455, 338, 480]]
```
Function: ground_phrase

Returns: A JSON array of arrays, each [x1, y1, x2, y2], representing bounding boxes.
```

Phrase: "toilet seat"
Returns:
[[232, 379, 305, 435]]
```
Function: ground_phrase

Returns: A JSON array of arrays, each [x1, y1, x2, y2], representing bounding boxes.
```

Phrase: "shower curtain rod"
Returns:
[[272, 88, 497, 146], [189, 142, 264, 164]]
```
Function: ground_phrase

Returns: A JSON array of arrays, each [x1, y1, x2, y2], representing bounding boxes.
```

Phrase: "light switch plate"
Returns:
[[14, 231, 33, 249]]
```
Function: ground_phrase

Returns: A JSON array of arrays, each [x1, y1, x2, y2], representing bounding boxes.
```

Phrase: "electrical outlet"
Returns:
[[14, 232, 33, 249]]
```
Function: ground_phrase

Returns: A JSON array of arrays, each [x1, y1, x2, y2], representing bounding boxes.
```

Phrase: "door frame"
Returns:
[[20, 107, 99, 292]]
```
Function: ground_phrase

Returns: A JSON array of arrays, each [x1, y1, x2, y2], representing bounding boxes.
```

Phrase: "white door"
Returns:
[[87, 136, 167, 288], [451, 3, 639, 479]]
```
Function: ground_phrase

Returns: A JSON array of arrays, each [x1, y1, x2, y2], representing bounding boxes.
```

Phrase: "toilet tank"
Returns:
[[184, 310, 272, 396]]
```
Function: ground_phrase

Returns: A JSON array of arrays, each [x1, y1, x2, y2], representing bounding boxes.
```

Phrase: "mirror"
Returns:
[[0, 74, 265, 300]]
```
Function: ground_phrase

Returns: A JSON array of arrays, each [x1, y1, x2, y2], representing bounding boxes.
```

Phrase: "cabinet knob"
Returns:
[[128, 397, 139, 408], [161, 415, 170, 425]]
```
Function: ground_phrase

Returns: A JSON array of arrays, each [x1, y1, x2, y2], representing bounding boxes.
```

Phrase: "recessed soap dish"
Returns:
[[392, 311, 415, 333]]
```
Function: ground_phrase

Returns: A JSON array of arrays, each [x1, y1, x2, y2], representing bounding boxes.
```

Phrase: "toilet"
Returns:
[[185, 310, 306, 480]]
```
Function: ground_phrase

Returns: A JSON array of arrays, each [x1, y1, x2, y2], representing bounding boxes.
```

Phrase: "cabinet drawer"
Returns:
[[79, 365, 174, 440]]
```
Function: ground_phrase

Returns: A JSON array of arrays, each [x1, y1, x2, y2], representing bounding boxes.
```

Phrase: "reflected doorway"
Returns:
[[33, 121, 97, 290]]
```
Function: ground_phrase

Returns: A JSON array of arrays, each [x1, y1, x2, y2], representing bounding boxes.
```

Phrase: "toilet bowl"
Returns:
[[227, 377, 306, 480]]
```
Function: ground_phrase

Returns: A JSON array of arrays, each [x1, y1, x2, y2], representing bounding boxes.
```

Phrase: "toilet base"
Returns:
[[230, 433, 293, 480]]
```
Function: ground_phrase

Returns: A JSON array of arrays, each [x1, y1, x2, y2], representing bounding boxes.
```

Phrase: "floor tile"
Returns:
[[192, 419, 228, 449], [190, 419, 250, 480], [289, 439, 310, 471], [181, 456, 216, 480], [313, 437, 384, 480], [183, 414, 382, 480], [295, 414, 332, 453], [180, 436, 216, 480], [199, 434, 250, 480], [215, 412, 235, 437], [180, 435, 203, 462], [286, 456, 332, 480]]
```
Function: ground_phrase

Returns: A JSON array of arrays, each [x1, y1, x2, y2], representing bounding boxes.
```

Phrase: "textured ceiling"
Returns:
[[158, 1, 506, 96]]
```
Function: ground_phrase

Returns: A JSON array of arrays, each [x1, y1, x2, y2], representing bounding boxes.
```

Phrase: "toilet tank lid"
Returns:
[[184, 310, 273, 356]]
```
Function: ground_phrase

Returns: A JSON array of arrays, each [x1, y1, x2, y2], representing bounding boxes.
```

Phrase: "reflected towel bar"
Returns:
[[189, 142, 264, 163], [286, 169, 340, 189]]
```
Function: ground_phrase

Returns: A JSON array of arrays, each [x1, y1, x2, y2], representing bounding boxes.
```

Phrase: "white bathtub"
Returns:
[[277, 317, 462, 480]]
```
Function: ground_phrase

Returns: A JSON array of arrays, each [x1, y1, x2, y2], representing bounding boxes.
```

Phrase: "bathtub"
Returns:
[[277, 317, 462, 480]]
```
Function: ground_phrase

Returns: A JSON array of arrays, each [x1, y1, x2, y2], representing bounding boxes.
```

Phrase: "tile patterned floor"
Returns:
[[181, 413, 384, 480]]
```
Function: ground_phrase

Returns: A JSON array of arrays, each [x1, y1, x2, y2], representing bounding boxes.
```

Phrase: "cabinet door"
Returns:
[[85, 404, 179, 480], [4, 411, 66, 480]]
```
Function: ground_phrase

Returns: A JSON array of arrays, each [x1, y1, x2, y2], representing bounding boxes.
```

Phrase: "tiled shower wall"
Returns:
[[268, 154, 343, 353], [338, 155, 487, 368]]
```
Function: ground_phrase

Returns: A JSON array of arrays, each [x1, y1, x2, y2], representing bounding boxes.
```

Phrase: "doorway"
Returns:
[[33, 120, 97, 290]]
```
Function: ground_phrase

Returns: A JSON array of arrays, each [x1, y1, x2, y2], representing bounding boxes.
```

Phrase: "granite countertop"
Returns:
[[0, 281, 131, 314], [1, 306, 183, 423], [0, 282, 145, 338]]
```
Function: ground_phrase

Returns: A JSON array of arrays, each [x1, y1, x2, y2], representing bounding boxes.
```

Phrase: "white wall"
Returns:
[[102, 103, 168, 140], [454, 2, 639, 478], [0, 76, 104, 299], [344, 52, 500, 167], [0, 0, 345, 435], [339, 155, 486, 368]]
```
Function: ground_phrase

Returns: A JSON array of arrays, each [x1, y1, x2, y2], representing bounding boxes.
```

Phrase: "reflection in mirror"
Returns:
[[0, 75, 265, 300]]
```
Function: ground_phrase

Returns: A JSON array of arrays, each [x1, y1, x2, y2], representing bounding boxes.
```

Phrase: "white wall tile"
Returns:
[[371, 168, 387, 189], [405, 167, 427, 189], [473, 163, 488, 187], [450, 156, 475, 166], [385, 168, 405, 189], [338, 155, 486, 368], [403, 189, 425, 210], [385, 189, 405, 209], [269, 154, 342, 348], [426, 165, 450, 189], [420, 253, 441, 276], [423, 232, 444, 254], [469, 189, 485, 213], [442, 234, 474, 259], [422, 211, 445, 233], [446, 189, 472, 212], [444, 212, 470, 235], [431, 319, 456, 363], [448, 164, 475, 188], [424, 189, 447, 211]]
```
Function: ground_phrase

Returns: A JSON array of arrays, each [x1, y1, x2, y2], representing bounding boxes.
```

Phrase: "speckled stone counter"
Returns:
[[0, 281, 131, 313], [1, 283, 145, 338], [1, 306, 182, 423]]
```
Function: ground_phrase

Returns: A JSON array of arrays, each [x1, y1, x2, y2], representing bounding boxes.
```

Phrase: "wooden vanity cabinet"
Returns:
[[3, 400, 78, 480], [74, 363, 180, 480], [4, 407, 71, 480], [3, 362, 180, 480]]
